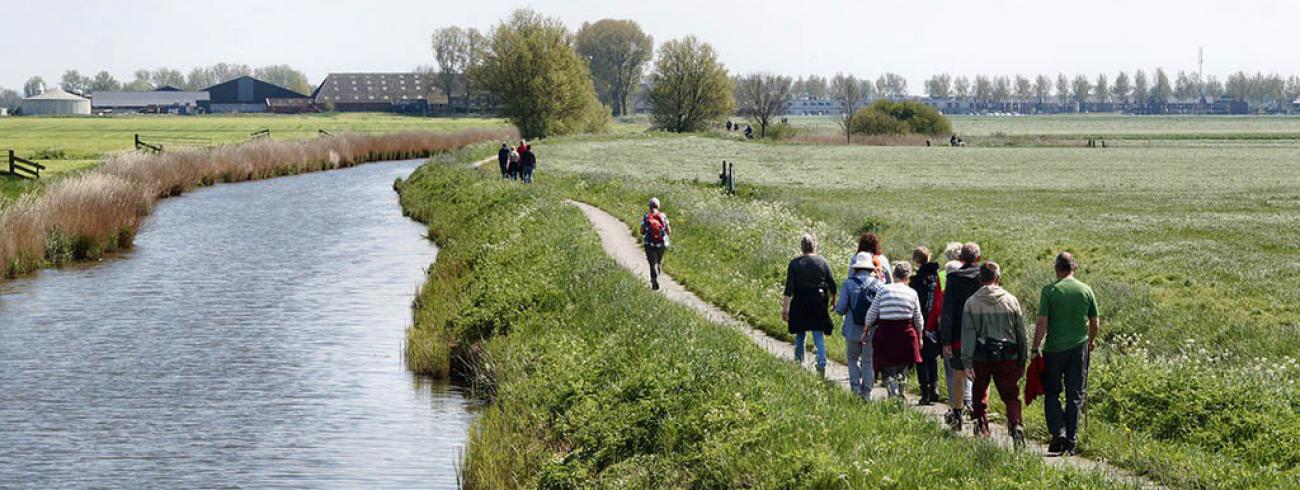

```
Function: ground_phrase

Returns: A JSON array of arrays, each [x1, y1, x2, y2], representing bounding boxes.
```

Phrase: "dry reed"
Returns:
[[0, 127, 516, 280]]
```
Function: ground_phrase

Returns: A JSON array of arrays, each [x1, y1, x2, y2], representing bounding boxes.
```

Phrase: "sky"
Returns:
[[4, 0, 1299, 91]]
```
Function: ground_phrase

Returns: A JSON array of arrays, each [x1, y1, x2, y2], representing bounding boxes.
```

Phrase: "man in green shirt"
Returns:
[[1031, 252, 1100, 456]]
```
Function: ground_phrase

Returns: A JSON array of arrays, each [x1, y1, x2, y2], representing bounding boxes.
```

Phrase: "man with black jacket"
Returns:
[[939, 242, 982, 431], [497, 143, 510, 178]]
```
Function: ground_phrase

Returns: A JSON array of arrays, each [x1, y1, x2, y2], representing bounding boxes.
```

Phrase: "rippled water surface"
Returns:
[[0, 160, 469, 488]]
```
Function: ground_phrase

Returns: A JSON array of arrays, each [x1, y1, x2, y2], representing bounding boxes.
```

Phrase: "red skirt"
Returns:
[[873, 318, 921, 368]]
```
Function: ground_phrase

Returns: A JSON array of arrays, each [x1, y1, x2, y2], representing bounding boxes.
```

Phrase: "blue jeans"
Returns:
[[794, 331, 827, 369], [521, 166, 535, 183], [845, 333, 873, 397]]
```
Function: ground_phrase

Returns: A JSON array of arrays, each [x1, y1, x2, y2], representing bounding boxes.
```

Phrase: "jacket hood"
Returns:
[[918, 262, 940, 276], [971, 285, 1011, 306], [952, 263, 980, 279]]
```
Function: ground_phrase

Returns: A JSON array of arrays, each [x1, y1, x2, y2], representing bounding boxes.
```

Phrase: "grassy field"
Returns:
[[784, 114, 1300, 140], [397, 164, 1120, 488], [0, 113, 509, 177], [506, 122, 1300, 488]]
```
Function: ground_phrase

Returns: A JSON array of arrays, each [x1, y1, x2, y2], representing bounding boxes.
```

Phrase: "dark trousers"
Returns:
[[917, 334, 941, 393], [1043, 344, 1088, 442], [972, 360, 1024, 433], [499, 162, 508, 178], [645, 245, 665, 285]]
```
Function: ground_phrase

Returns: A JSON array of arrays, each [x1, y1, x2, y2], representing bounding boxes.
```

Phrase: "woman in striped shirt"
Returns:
[[863, 262, 925, 400]]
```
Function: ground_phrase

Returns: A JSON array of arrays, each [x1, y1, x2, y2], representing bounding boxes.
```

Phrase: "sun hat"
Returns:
[[851, 252, 876, 270]]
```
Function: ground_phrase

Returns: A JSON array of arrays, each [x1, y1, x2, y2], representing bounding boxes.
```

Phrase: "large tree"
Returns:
[[254, 65, 312, 94], [125, 70, 153, 91], [471, 8, 608, 137], [1033, 74, 1052, 104], [953, 75, 971, 99], [186, 67, 217, 91], [804, 74, 828, 98], [1204, 75, 1224, 100], [209, 63, 252, 84], [973, 75, 992, 108], [1014, 75, 1032, 101], [90, 71, 120, 92], [149, 68, 185, 89], [575, 19, 653, 117], [735, 72, 792, 139], [925, 73, 951, 98], [830, 73, 862, 143], [1112, 71, 1131, 105], [1094, 73, 1109, 103], [1132, 70, 1149, 105], [60, 70, 90, 93], [875, 73, 908, 98], [1071, 74, 1092, 105], [23, 76, 45, 97], [647, 35, 733, 133], [0, 88, 21, 110], [1174, 70, 1201, 101], [432, 26, 472, 113], [1055, 73, 1070, 105], [1150, 68, 1172, 104], [992, 76, 1011, 106]]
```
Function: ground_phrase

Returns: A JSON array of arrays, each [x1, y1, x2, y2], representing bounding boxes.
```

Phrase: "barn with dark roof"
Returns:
[[203, 76, 310, 113], [312, 73, 448, 113]]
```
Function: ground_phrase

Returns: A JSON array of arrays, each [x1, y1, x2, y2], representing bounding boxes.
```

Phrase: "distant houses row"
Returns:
[[13, 73, 456, 116], [787, 95, 1269, 116]]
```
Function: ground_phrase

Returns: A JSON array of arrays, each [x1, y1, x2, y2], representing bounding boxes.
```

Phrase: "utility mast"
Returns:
[[1198, 47, 1205, 99]]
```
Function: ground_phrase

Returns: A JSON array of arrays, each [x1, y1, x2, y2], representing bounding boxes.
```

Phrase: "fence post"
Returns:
[[727, 162, 735, 195], [8, 149, 13, 176]]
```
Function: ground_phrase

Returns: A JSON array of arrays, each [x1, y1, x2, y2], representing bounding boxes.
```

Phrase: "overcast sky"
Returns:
[[5, 0, 1299, 91]]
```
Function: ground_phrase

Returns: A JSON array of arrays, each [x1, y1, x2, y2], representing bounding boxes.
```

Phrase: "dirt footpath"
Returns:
[[568, 199, 1163, 489]]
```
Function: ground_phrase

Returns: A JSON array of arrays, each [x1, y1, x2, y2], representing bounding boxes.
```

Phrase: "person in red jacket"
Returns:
[[909, 246, 945, 405]]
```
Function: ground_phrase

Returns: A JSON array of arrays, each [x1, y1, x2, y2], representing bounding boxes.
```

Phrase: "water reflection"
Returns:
[[0, 160, 468, 488]]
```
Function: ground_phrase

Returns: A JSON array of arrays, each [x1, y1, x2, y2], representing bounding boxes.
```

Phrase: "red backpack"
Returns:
[[646, 212, 666, 244]]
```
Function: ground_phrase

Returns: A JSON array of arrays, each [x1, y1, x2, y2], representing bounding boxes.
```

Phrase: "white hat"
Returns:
[[851, 252, 876, 270]]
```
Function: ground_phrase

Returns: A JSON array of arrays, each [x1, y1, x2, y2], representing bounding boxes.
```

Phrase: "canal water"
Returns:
[[0, 160, 470, 488]]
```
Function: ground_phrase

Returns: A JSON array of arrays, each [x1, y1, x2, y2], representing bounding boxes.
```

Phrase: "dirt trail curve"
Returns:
[[568, 199, 1165, 490], [470, 155, 495, 169]]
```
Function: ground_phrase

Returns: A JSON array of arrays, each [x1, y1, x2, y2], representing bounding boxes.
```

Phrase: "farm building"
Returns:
[[20, 88, 91, 115], [203, 76, 310, 113], [312, 73, 447, 113], [92, 89, 209, 114]]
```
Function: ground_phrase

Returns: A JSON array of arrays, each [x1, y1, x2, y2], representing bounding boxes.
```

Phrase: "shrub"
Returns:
[[849, 99, 952, 136]]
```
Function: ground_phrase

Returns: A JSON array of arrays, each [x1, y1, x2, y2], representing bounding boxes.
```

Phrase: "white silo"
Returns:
[[21, 88, 91, 115]]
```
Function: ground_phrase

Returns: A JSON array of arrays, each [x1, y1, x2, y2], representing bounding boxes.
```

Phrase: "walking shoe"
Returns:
[[1061, 438, 1078, 456], [1011, 427, 1027, 450], [945, 409, 963, 431], [918, 390, 932, 406], [651, 279, 660, 290], [1047, 435, 1066, 454], [972, 418, 990, 438], [816, 365, 826, 378]]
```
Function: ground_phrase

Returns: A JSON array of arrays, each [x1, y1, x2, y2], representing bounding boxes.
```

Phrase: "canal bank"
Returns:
[[0, 159, 471, 488]]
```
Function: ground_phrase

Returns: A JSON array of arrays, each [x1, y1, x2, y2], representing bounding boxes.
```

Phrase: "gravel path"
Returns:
[[569, 199, 1163, 489]]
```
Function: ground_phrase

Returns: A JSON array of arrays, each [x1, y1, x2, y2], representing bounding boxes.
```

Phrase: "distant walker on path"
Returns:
[[640, 198, 672, 290], [783, 234, 837, 377], [497, 143, 510, 178]]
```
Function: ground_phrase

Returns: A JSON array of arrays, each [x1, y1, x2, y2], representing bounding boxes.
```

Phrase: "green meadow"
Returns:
[[415, 115, 1299, 488]]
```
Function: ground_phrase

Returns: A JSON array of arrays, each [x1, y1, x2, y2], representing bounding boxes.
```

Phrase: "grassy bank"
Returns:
[[397, 163, 1119, 488], [0, 127, 517, 280], [510, 130, 1300, 488]]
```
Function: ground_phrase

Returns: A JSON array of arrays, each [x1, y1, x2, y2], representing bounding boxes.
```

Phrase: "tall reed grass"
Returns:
[[0, 128, 517, 279]]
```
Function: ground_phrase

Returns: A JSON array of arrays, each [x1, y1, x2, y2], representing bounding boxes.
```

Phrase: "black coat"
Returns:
[[784, 255, 836, 334], [940, 264, 982, 346], [909, 262, 940, 318], [521, 149, 537, 168], [497, 147, 510, 169]]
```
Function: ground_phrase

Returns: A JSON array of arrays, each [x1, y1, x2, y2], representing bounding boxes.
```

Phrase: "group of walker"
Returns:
[[640, 198, 1099, 454], [496, 140, 538, 183]]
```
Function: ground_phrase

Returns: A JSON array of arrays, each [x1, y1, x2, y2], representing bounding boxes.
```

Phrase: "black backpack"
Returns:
[[849, 277, 881, 325]]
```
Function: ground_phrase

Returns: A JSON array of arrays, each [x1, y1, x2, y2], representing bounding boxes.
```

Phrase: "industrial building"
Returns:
[[20, 88, 91, 115], [203, 76, 310, 113], [92, 89, 209, 114], [312, 73, 447, 113]]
